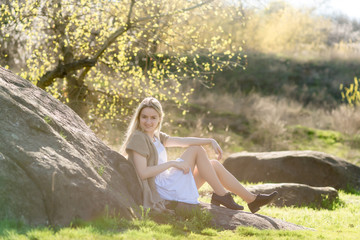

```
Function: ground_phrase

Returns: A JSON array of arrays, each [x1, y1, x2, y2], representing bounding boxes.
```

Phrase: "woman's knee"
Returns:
[[210, 159, 223, 171], [180, 146, 205, 164], [188, 145, 206, 155]]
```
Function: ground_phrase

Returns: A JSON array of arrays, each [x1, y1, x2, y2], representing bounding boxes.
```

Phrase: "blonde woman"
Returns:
[[121, 97, 277, 213]]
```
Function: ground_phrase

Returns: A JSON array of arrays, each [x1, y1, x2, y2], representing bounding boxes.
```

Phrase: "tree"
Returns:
[[1, 0, 245, 134], [238, 1, 331, 55], [0, 0, 27, 71]]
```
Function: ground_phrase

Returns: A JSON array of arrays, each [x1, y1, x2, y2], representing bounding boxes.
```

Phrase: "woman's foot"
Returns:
[[211, 192, 244, 210], [248, 191, 278, 213]]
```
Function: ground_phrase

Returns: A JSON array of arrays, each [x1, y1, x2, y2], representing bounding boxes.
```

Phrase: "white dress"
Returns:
[[154, 137, 199, 204]]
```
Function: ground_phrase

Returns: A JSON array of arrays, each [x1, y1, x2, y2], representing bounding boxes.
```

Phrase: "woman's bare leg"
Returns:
[[193, 164, 255, 203], [180, 146, 256, 203], [209, 160, 256, 203], [188, 152, 276, 212], [179, 146, 227, 196]]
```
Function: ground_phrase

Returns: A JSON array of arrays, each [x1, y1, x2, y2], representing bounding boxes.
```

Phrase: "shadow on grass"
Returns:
[[344, 184, 360, 195], [0, 219, 29, 236], [68, 208, 220, 238]]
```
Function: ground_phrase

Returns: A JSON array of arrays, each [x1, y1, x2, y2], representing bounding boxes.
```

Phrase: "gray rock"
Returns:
[[223, 151, 360, 191], [200, 203, 311, 230], [247, 183, 339, 208], [170, 201, 310, 230], [0, 67, 141, 226]]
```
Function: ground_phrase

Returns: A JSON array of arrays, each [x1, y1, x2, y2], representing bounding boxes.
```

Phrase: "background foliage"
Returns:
[[0, 0, 245, 133], [1, 0, 360, 155]]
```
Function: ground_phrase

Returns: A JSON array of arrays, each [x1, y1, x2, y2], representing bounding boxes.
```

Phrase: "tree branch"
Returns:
[[36, 58, 96, 89], [36, 0, 214, 88], [76, 0, 136, 84]]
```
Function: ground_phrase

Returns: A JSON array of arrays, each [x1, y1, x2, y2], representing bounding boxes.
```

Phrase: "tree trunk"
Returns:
[[66, 73, 89, 120]]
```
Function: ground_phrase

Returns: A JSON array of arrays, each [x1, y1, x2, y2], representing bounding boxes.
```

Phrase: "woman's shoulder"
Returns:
[[159, 132, 170, 144], [129, 130, 149, 142], [126, 130, 151, 156]]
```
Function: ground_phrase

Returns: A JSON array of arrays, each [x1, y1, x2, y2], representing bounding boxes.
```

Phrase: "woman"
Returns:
[[121, 97, 277, 213]]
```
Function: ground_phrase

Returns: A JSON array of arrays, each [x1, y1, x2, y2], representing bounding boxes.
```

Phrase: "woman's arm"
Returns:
[[132, 151, 190, 180], [165, 136, 223, 160]]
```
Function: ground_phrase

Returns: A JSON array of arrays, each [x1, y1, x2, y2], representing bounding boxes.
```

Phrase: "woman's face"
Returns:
[[139, 107, 160, 135]]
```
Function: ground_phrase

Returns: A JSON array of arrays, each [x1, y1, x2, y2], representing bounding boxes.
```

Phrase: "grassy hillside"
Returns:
[[161, 92, 360, 166], [158, 52, 360, 166], [201, 52, 360, 108]]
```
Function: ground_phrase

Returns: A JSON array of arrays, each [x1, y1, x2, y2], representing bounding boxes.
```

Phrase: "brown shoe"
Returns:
[[211, 192, 244, 210], [248, 191, 278, 213]]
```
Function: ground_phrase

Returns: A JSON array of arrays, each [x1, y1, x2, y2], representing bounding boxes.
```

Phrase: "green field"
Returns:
[[1, 184, 359, 240]]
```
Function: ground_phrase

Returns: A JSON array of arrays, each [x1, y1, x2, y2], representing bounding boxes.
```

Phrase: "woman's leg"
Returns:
[[179, 146, 227, 196], [181, 147, 277, 212], [209, 160, 256, 203], [192, 162, 255, 203], [180, 146, 256, 203]]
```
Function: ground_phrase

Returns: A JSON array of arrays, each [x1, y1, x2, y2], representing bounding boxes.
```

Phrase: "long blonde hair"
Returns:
[[120, 97, 164, 155]]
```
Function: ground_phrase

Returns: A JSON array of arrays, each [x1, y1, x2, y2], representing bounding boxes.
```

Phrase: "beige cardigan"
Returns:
[[126, 130, 169, 210]]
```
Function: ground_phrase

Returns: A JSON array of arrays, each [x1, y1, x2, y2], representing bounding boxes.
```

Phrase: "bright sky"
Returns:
[[285, 0, 360, 20]]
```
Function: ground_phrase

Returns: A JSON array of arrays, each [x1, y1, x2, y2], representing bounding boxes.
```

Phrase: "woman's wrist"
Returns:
[[169, 160, 177, 168]]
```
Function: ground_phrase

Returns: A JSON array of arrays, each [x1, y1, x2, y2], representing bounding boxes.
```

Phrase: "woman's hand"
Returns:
[[210, 139, 223, 160], [172, 161, 191, 174]]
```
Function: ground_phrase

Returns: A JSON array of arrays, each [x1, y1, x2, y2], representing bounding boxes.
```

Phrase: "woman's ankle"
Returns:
[[214, 190, 228, 197], [244, 193, 257, 204]]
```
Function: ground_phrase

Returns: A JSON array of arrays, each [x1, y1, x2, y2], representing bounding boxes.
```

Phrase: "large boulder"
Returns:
[[247, 183, 339, 208], [0, 67, 141, 226], [223, 151, 360, 191]]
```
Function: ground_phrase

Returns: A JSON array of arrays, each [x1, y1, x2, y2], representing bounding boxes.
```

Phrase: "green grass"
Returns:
[[287, 125, 359, 163], [1, 186, 359, 240]]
